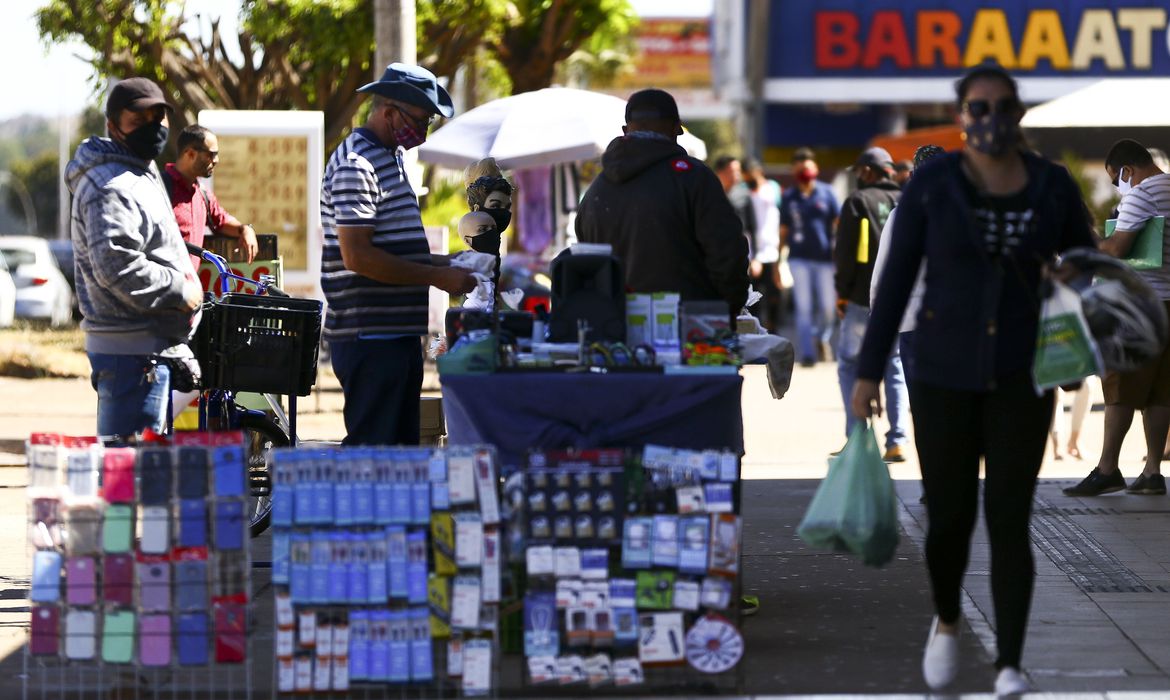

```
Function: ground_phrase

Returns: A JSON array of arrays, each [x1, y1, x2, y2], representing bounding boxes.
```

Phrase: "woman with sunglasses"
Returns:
[[851, 65, 1095, 695]]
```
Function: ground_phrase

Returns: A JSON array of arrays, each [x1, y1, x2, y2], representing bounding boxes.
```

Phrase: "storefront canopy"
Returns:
[[1021, 79, 1170, 158]]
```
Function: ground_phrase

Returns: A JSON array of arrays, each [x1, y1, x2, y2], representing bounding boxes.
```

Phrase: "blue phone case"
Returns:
[[175, 559, 208, 612], [177, 447, 209, 498], [214, 499, 244, 551], [212, 446, 245, 497], [178, 499, 208, 548], [137, 447, 173, 505], [30, 550, 62, 603], [177, 612, 210, 665]]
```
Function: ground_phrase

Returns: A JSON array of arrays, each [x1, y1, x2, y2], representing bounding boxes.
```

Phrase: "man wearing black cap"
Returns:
[[66, 77, 204, 437], [834, 146, 908, 461], [320, 63, 477, 446], [575, 88, 749, 314]]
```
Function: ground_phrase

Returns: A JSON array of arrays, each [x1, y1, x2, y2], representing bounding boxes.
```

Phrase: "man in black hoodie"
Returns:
[[575, 89, 749, 313], [835, 147, 909, 460]]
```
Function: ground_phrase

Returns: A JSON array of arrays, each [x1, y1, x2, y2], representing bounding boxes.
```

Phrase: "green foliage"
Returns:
[[5, 153, 59, 235], [421, 177, 473, 253], [1062, 150, 1116, 229], [687, 120, 743, 166]]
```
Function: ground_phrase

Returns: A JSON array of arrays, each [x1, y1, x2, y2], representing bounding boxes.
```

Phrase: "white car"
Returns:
[[0, 236, 73, 327], [0, 253, 15, 328]]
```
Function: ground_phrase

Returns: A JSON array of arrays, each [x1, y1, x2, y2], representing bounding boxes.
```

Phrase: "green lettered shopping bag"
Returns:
[[797, 421, 899, 567], [1033, 279, 1102, 391]]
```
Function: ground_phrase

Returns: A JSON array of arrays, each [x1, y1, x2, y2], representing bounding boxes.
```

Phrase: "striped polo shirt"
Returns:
[[1117, 172, 1170, 300], [320, 128, 432, 339]]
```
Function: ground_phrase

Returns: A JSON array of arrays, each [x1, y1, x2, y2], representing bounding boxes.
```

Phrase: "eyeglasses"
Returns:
[[395, 106, 436, 130], [962, 97, 1021, 119]]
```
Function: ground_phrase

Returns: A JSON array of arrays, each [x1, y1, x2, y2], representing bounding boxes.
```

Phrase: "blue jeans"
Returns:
[[836, 302, 909, 448], [330, 337, 423, 446], [88, 353, 170, 438], [788, 258, 836, 361]]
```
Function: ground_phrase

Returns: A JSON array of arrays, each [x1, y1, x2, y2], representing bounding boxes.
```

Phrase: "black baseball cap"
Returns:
[[625, 89, 680, 123], [855, 147, 895, 171], [105, 77, 174, 119]]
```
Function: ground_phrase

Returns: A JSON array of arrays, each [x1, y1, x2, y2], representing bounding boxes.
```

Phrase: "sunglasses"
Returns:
[[962, 97, 1021, 119], [395, 106, 437, 130]]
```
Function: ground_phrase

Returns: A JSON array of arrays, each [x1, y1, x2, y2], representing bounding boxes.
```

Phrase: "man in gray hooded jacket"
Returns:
[[67, 77, 203, 438]]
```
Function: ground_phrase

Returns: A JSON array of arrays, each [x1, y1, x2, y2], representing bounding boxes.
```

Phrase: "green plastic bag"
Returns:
[[797, 422, 899, 567], [1032, 279, 1102, 391]]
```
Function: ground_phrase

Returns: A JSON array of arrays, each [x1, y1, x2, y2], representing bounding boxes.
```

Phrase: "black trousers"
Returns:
[[330, 336, 424, 446], [910, 373, 1053, 670]]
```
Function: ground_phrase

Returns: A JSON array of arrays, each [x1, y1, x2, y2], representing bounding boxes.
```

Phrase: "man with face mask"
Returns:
[[164, 124, 259, 267], [834, 147, 908, 461], [780, 147, 840, 366], [1065, 138, 1170, 497], [66, 77, 204, 437], [321, 63, 477, 446]]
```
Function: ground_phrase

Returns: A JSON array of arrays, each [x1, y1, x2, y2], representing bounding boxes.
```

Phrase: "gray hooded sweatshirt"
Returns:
[[66, 137, 200, 355]]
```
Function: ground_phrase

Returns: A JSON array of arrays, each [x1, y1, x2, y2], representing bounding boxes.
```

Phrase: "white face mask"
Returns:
[[1116, 168, 1133, 197]]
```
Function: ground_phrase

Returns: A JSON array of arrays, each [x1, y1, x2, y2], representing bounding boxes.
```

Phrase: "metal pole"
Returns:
[[58, 113, 73, 239], [0, 171, 38, 236]]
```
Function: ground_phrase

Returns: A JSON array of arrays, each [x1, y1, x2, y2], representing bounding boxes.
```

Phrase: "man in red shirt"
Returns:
[[164, 124, 258, 266]]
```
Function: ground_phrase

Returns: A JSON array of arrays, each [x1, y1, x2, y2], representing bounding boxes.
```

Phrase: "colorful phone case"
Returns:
[[63, 504, 101, 556], [139, 506, 170, 554], [65, 556, 97, 605], [214, 499, 244, 551], [178, 447, 209, 498], [178, 498, 208, 547], [139, 614, 172, 666], [138, 561, 171, 612], [30, 605, 59, 656], [102, 553, 135, 606], [177, 612, 209, 665], [101, 610, 135, 663], [138, 447, 173, 505], [64, 609, 97, 660], [175, 560, 208, 612], [214, 601, 246, 663], [102, 504, 133, 554], [101, 448, 136, 503], [213, 446, 245, 497], [30, 550, 62, 603]]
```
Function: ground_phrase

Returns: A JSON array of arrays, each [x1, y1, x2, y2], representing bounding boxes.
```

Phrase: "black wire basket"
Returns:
[[195, 294, 323, 396]]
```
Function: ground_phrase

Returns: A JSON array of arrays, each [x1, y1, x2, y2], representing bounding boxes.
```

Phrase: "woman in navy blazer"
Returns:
[[852, 65, 1095, 695]]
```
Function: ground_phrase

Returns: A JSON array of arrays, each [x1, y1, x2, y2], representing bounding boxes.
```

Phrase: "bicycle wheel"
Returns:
[[237, 411, 289, 537]]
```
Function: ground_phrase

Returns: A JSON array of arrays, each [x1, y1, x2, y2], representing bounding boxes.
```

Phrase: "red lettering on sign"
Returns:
[[815, 11, 861, 69], [862, 11, 913, 68], [917, 10, 962, 68]]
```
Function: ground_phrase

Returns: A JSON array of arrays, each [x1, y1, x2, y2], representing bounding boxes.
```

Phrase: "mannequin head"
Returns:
[[459, 211, 501, 255]]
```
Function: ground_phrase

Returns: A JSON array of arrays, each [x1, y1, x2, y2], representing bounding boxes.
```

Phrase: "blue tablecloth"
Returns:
[[441, 372, 744, 467]]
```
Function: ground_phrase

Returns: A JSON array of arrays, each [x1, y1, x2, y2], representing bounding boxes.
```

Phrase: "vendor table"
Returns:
[[441, 372, 744, 467]]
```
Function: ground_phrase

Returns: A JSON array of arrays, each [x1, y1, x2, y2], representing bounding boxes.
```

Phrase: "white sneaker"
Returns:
[[922, 615, 960, 690], [995, 667, 1030, 696]]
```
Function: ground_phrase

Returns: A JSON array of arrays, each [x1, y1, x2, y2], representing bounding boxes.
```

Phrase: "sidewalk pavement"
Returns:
[[1, 359, 1169, 696]]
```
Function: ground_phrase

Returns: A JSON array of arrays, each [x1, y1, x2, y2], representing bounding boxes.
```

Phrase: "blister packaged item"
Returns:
[[451, 575, 481, 630], [64, 608, 96, 660], [473, 447, 500, 524], [685, 613, 744, 673], [700, 576, 733, 609], [585, 652, 613, 687], [637, 611, 684, 665], [526, 545, 554, 577], [651, 515, 679, 568], [63, 503, 102, 556], [528, 655, 558, 684], [673, 579, 701, 611], [556, 654, 587, 685], [679, 515, 711, 575], [635, 570, 676, 610], [481, 528, 501, 603], [709, 514, 740, 576], [613, 657, 645, 686], [461, 639, 492, 696], [621, 517, 652, 569], [454, 513, 484, 568]]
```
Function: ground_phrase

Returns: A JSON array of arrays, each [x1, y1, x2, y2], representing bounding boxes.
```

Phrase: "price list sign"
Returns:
[[212, 135, 310, 271]]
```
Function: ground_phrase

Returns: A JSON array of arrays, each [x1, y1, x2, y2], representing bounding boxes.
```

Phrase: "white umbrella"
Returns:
[[418, 87, 707, 169]]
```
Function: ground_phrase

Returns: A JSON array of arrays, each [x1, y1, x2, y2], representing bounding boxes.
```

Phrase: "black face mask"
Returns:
[[482, 207, 512, 234], [963, 112, 1020, 157], [469, 230, 502, 256], [123, 121, 170, 161]]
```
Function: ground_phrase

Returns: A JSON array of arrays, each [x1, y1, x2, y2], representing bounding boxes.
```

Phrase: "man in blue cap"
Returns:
[[321, 63, 477, 446]]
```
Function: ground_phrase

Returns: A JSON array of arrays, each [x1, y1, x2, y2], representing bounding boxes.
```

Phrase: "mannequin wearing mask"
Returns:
[[458, 211, 502, 311], [464, 169, 515, 310]]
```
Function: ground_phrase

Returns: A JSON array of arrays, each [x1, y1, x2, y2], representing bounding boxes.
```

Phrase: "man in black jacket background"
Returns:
[[835, 147, 909, 461], [576, 89, 749, 313]]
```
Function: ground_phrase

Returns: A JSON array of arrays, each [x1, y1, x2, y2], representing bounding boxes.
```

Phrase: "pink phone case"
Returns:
[[65, 556, 97, 605], [103, 554, 134, 606], [139, 614, 172, 666], [102, 448, 137, 503], [30, 605, 59, 656]]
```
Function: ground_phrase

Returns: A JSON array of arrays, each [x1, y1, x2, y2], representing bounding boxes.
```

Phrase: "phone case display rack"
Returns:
[[500, 445, 745, 695], [24, 432, 254, 698], [268, 445, 502, 697]]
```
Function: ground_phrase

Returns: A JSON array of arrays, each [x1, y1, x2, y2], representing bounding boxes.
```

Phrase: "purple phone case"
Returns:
[[30, 605, 59, 656], [103, 554, 134, 606], [139, 614, 172, 666], [66, 556, 97, 605], [138, 561, 171, 612]]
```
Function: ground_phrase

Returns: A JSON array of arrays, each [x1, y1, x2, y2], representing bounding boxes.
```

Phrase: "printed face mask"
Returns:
[[393, 122, 426, 150], [963, 112, 1020, 157], [482, 208, 512, 234], [123, 121, 169, 161]]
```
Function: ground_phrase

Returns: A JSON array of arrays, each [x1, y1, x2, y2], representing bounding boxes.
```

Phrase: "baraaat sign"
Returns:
[[767, 1, 1170, 103]]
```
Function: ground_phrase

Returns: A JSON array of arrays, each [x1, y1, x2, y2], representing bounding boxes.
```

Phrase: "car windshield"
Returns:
[[0, 248, 36, 269]]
